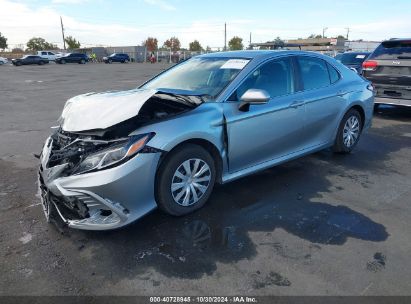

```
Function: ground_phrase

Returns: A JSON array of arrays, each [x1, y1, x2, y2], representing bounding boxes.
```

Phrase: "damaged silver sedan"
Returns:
[[38, 51, 374, 230]]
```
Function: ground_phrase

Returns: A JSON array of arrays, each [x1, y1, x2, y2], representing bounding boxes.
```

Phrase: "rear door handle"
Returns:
[[290, 100, 305, 108]]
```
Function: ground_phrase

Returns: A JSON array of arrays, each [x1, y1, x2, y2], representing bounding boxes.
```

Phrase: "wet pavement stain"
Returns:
[[366, 252, 387, 272], [66, 164, 389, 279], [252, 271, 291, 288], [10, 120, 404, 282], [28, 121, 400, 281]]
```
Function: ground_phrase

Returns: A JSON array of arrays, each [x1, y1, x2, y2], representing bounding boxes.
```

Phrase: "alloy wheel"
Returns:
[[343, 115, 360, 148]]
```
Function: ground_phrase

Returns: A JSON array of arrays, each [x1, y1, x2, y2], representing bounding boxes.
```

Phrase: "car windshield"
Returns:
[[142, 57, 250, 98], [109, 54, 117, 57], [339, 53, 369, 64], [370, 40, 411, 60]]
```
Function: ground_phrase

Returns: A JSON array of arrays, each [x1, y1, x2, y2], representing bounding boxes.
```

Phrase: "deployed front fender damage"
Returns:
[[38, 89, 208, 230]]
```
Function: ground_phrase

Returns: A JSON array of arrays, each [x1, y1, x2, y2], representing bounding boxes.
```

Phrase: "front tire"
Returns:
[[155, 144, 216, 216], [333, 109, 362, 153]]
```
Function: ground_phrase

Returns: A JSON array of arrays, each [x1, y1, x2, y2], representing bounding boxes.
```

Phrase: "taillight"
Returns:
[[362, 60, 378, 71]]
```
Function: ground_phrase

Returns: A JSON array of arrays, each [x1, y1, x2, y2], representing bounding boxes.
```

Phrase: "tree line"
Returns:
[[143, 36, 245, 52], [0, 32, 349, 53]]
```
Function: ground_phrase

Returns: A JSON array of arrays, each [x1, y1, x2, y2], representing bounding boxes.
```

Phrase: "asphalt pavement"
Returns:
[[0, 62, 410, 296]]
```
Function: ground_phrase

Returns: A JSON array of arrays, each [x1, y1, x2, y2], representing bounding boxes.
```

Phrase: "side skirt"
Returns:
[[221, 142, 331, 184]]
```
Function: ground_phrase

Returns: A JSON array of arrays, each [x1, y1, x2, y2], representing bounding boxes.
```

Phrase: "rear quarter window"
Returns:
[[327, 63, 340, 84], [370, 40, 411, 60]]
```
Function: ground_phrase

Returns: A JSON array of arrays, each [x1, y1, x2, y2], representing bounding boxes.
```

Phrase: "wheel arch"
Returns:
[[156, 138, 224, 184], [349, 104, 365, 129]]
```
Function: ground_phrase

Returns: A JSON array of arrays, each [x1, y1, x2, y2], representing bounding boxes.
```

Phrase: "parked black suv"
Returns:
[[55, 53, 89, 64], [362, 39, 411, 107], [103, 53, 130, 63]]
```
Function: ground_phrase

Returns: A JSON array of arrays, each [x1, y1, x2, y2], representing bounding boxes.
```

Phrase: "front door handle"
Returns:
[[290, 100, 305, 108], [337, 90, 349, 96]]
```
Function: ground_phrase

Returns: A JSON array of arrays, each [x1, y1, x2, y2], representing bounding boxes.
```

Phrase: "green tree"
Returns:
[[143, 37, 158, 52], [64, 36, 81, 49], [228, 36, 243, 51], [0, 32, 7, 50], [163, 36, 181, 51], [273, 36, 285, 48], [26, 37, 57, 51], [337, 35, 346, 39], [189, 40, 203, 52]]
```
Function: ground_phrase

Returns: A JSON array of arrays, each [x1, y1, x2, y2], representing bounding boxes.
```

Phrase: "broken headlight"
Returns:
[[74, 134, 153, 174]]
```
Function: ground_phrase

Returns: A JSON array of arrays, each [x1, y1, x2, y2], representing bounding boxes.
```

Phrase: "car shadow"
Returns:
[[66, 139, 392, 279], [374, 104, 411, 123]]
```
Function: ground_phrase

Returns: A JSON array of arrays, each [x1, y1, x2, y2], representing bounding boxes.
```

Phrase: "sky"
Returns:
[[1, 0, 410, 50]]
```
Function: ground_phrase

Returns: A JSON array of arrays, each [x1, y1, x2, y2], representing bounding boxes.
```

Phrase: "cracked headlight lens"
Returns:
[[75, 134, 152, 174]]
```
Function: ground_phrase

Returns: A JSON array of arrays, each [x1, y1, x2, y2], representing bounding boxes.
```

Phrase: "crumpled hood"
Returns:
[[60, 88, 157, 132]]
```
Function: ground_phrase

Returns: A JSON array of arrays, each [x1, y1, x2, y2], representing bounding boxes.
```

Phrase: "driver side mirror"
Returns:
[[239, 89, 270, 111]]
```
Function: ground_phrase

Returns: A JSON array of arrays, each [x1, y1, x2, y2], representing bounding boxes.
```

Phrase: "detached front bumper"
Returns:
[[38, 137, 161, 230]]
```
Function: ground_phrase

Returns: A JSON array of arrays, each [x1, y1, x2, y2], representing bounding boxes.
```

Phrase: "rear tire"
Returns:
[[155, 144, 216, 216], [333, 109, 362, 154], [80, 59, 85, 64]]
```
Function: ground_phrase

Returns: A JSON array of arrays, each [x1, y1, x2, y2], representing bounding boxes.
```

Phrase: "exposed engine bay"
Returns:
[[45, 91, 206, 177]]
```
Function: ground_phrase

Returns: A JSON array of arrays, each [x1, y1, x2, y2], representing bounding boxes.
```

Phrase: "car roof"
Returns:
[[342, 51, 370, 54], [198, 50, 320, 60], [386, 38, 411, 42]]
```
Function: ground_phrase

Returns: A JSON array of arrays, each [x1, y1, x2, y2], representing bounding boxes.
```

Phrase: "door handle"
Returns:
[[290, 100, 305, 108], [337, 90, 348, 96]]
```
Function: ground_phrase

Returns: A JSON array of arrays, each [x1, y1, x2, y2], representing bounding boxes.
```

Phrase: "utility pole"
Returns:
[[224, 23, 227, 51], [249, 32, 252, 49], [322, 27, 328, 38], [60, 16, 66, 50], [345, 27, 350, 40]]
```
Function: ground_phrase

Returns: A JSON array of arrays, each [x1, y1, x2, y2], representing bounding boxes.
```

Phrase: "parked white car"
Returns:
[[0, 57, 8, 64], [37, 51, 59, 61]]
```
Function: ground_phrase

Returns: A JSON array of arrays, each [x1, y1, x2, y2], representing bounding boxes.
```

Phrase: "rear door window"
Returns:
[[370, 40, 411, 60], [297, 56, 331, 90]]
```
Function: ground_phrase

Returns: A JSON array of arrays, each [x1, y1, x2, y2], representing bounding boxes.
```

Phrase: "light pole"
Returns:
[[322, 27, 328, 38]]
